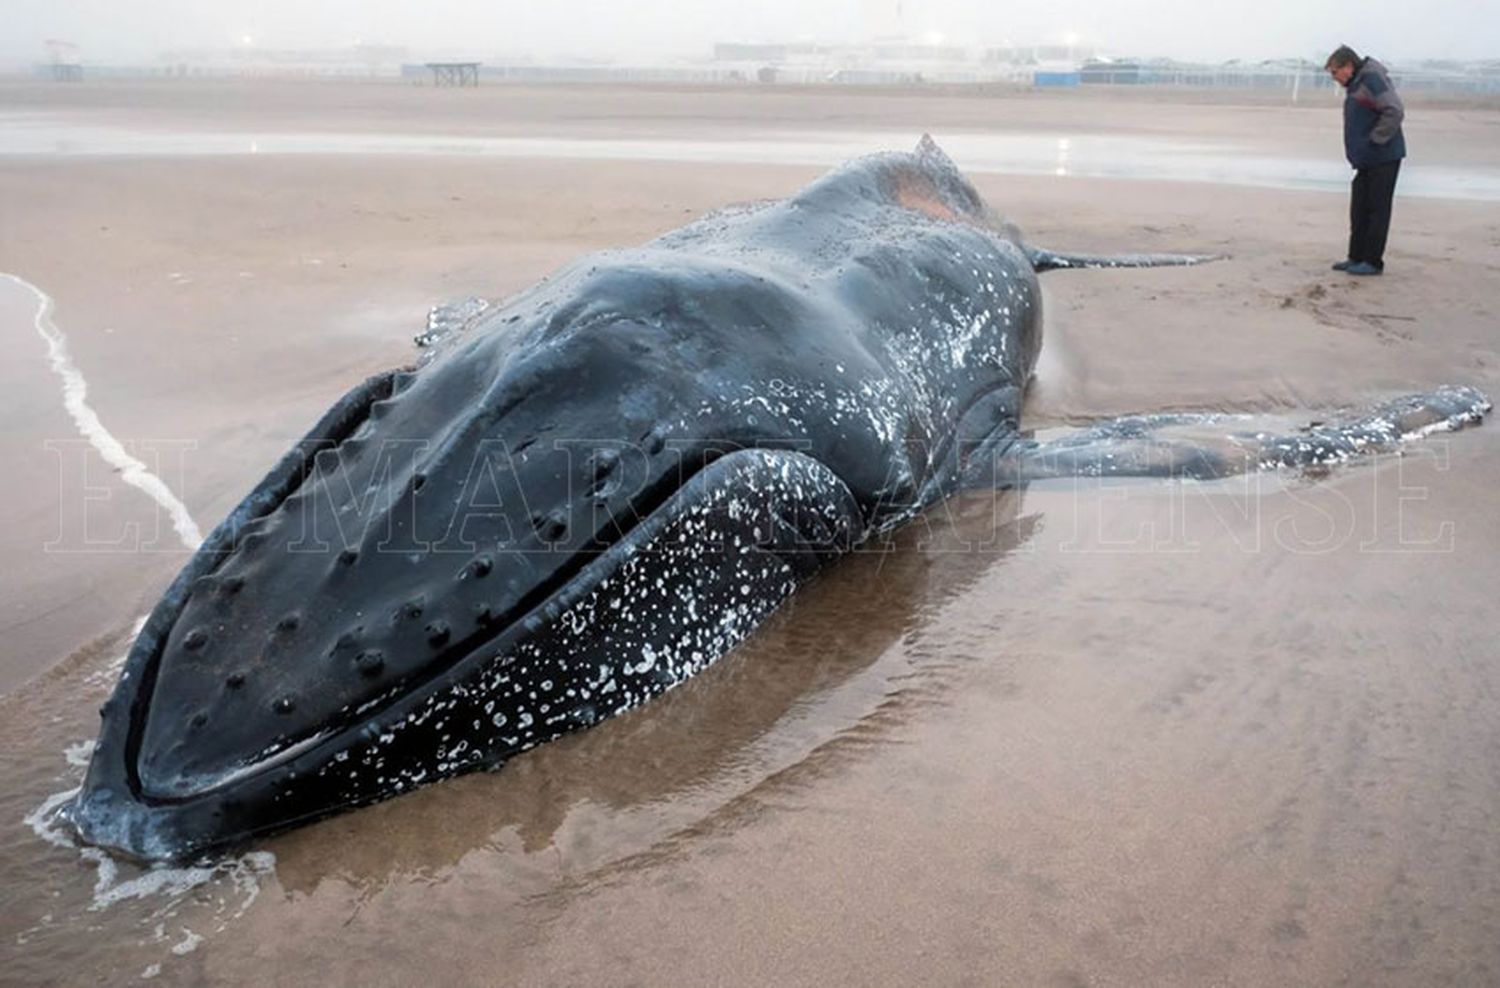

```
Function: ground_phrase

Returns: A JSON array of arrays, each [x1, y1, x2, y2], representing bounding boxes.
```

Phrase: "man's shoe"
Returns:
[[1332, 259, 1354, 271], [1345, 262, 1382, 276]]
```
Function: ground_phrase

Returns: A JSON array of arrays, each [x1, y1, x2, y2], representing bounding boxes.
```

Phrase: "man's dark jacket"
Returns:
[[1343, 57, 1407, 168]]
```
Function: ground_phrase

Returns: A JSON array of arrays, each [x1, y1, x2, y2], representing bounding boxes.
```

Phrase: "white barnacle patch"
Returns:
[[631, 643, 658, 675], [322, 452, 843, 794]]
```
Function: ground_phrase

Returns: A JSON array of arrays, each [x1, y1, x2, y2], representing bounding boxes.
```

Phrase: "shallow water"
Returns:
[[3, 115, 1498, 201], [4, 432, 1499, 985]]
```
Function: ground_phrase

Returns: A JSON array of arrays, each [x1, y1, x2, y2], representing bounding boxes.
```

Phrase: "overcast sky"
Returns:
[[4, 0, 1496, 66]]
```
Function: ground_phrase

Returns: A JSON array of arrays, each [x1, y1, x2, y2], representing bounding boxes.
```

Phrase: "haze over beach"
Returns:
[[2, 0, 1498, 67], [2, 4, 1500, 983]]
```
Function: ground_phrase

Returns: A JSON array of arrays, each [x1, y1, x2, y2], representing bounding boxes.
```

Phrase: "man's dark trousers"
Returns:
[[1348, 159, 1401, 270]]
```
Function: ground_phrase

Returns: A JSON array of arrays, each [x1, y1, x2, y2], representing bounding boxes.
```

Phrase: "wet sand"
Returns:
[[1, 79, 1498, 986]]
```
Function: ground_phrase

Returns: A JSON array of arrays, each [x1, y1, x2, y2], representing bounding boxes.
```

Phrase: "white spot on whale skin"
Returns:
[[170, 928, 203, 956]]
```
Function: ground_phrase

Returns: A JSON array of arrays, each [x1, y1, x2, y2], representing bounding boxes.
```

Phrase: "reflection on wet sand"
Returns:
[[4, 119, 1500, 201]]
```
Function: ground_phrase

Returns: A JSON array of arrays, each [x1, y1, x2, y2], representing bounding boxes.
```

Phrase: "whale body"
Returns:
[[65, 137, 1061, 859]]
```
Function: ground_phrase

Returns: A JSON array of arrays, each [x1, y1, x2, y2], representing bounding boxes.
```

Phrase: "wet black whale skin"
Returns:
[[65, 139, 1042, 860]]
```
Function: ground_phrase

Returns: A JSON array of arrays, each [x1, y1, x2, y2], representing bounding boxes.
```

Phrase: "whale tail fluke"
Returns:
[[964, 386, 1491, 485], [1025, 246, 1225, 272]]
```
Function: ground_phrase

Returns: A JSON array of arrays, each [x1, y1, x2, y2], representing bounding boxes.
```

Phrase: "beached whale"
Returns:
[[63, 137, 1489, 861]]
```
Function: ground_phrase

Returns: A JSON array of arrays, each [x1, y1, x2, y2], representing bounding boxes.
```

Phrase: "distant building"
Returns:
[[713, 43, 790, 62], [1081, 60, 1142, 84], [981, 44, 1099, 66], [871, 43, 966, 63]]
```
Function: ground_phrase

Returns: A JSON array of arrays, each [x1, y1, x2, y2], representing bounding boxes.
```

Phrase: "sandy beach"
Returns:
[[1, 78, 1498, 985]]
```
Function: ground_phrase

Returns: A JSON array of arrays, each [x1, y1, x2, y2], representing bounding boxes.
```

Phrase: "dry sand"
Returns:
[[1, 79, 1498, 986]]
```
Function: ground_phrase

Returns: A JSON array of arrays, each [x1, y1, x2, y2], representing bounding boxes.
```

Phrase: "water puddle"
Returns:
[[2, 115, 1496, 201]]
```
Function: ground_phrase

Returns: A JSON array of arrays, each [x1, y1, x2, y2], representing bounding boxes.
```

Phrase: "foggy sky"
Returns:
[[3, 0, 1495, 67]]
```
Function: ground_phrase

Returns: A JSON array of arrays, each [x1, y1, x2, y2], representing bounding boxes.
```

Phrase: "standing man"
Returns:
[[1326, 45, 1406, 276]]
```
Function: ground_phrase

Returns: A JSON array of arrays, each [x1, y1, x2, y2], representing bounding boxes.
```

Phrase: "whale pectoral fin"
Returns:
[[973, 387, 1491, 483], [1026, 247, 1224, 272], [1004, 433, 1254, 482]]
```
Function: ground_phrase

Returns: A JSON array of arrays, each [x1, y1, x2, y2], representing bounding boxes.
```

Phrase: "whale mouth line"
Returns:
[[122, 442, 826, 806], [159, 727, 340, 796]]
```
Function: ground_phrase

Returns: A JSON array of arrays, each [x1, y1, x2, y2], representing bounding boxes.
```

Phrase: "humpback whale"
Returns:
[[63, 137, 1489, 861]]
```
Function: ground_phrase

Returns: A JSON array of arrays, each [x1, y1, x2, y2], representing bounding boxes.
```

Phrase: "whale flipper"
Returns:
[[965, 386, 1491, 484], [1026, 247, 1223, 272]]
